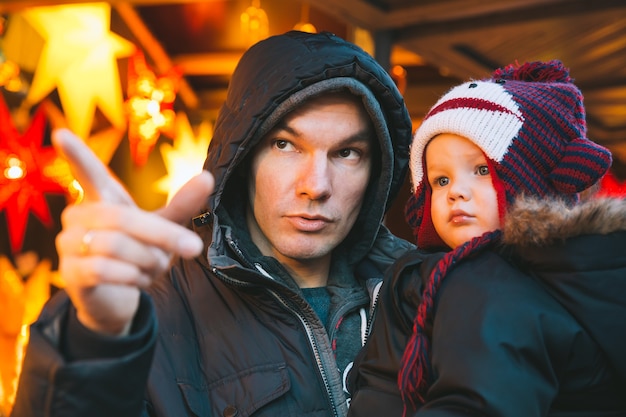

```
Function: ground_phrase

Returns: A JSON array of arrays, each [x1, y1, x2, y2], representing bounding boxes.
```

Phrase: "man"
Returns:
[[11, 30, 414, 417]]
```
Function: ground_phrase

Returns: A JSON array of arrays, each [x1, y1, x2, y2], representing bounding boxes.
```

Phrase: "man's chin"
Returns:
[[277, 242, 335, 263]]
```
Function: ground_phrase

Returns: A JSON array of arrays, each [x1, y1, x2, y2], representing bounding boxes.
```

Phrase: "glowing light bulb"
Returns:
[[4, 156, 25, 180], [240, 0, 268, 46]]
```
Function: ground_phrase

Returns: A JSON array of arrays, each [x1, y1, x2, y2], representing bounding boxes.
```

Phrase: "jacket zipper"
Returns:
[[362, 280, 383, 345], [267, 289, 341, 417], [211, 268, 342, 417], [214, 237, 343, 416], [326, 296, 367, 345]]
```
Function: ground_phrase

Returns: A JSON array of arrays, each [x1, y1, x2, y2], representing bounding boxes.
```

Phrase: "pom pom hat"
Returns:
[[398, 61, 613, 410], [405, 60, 613, 249]]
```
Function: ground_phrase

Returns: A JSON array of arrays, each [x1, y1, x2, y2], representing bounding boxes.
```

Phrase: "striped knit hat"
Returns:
[[399, 60, 613, 410], [405, 60, 612, 249]]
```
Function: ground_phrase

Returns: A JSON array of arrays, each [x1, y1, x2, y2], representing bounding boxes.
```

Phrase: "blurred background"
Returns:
[[0, 1, 625, 414]]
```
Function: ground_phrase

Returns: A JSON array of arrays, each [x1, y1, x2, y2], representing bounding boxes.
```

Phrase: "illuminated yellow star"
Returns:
[[0, 253, 62, 416], [42, 100, 126, 204], [154, 112, 212, 203], [13, 3, 135, 139]]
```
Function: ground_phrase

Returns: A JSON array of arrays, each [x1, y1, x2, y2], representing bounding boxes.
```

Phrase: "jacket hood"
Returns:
[[503, 195, 626, 380], [202, 31, 412, 263], [503, 195, 626, 246]]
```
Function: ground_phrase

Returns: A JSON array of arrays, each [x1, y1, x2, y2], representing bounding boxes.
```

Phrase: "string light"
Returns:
[[391, 64, 407, 95], [3, 156, 25, 180], [240, 0, 268, 46], [293, 2, 316, 33], [125, 50, 179, 166]]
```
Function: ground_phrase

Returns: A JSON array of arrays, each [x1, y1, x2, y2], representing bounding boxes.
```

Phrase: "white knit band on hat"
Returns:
[[409, 81, 524, 192]]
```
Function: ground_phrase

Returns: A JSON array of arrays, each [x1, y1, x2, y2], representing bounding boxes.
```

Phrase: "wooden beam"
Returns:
[[0, 0, 224, 13], [394, 0, 626, 42], [172, 52, 242, 76], [311, 0, 567, 31], [113, 2, 199, 109]]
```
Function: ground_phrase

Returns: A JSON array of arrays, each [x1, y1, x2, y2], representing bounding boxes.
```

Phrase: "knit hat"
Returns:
[[405, 60, 613, 249], [398, 60, 613, 410]]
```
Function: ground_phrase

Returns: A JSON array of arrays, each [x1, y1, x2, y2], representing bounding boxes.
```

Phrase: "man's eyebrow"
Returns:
[[271, 121, 374, 145], [271, 121, 295, 135], [341, 130, 375, 146]]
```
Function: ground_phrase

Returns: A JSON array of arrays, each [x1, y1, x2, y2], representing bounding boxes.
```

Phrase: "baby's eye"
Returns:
[[477, 165, 490, 176], [435, 177, 449, 187]]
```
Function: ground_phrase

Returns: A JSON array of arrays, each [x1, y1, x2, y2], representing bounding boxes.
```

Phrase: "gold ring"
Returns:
[[79, 230, 95, 256]]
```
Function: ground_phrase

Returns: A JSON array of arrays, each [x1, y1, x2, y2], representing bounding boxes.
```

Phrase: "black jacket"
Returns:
[[12, 31, 414, 417], [349, 196, 626, 417]]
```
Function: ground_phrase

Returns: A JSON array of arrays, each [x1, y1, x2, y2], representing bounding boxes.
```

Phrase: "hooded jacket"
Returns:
[[11, 31, 414, 417], [348, 195, 626, 417]]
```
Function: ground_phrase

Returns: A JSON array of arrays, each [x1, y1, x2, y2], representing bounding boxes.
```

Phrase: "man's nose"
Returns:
[[297, 154, 332, 200]]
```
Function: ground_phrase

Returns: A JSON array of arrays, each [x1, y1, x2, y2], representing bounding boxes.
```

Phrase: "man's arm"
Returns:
[[51, 128, 212, 336], [11, 290, 156, 417], [10, 129, 214, 417]]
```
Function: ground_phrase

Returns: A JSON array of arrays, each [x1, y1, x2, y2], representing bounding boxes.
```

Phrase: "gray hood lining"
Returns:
[[252, 77, 395, 262], [254, 77, 393, 161]]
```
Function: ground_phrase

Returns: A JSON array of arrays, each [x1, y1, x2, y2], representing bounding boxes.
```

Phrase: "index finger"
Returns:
[[65, 203, 204, 258], [52, 128, 134, 205]]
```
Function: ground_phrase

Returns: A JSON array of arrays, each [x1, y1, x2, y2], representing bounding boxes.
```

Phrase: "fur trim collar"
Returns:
[[503, 195, 626, 246]]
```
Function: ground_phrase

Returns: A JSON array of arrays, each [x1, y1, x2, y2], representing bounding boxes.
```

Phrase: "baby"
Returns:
[[348, 60, 626, 417]]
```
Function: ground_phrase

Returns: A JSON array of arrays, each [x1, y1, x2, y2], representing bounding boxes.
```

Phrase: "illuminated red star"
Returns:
[[0, 95, 65, 253], [598, 170, 626, 197]]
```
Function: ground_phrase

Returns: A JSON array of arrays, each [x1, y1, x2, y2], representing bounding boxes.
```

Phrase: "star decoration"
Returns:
[[0, 253, 63, 416], [598, 170, 626, 197], [154, 112, 212, 202], [42, 100, 125, 203], [0, 60, 25, 94], [8, 3, 135, 139], [0, 255, 24, 416], [126, 50, 180, 166], [0, 94, 65, 253], [1, 12, 44, 74]]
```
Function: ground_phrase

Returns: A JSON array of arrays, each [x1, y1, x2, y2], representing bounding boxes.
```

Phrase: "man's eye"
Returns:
[[338, 148, 363, 160], [477, 165, 490, 176], [273, 140, 293, 150]]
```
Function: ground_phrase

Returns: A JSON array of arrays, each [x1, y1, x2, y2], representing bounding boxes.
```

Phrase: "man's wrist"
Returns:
[[62, 293, 155, 361]]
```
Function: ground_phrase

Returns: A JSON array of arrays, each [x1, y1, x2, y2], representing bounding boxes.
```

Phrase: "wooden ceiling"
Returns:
[[2, 0, 626, 175], [313, 0, 626, 173]]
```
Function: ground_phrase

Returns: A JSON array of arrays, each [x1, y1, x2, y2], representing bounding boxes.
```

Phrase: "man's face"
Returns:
[[426, 133, 500, 249], [246, 93, 374, 276]]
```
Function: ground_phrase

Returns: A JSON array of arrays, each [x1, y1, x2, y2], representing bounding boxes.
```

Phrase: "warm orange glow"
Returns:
[[43, 155, 84, 203], [3, 156, 25, 180], [41, 100, 123, 204], [391, 65, 407, 95], [0, 98, 65, 254], [0, 61, 24, 93], [0, 262, 23, 417], [293, 22, 316, 33], [293, 2, 316, 33], [126, 50, 180, 166], [0, 254, 63, 416], [240, 0, 269, 46], [154, 112, 212, 202], [6, 3, 135, 139]]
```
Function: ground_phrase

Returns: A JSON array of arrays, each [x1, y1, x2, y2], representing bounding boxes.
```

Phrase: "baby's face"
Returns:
[[425, 133, 501, 249]]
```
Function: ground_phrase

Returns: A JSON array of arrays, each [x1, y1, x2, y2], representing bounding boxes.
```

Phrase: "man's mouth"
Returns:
[[286, 214, 332, 232]]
